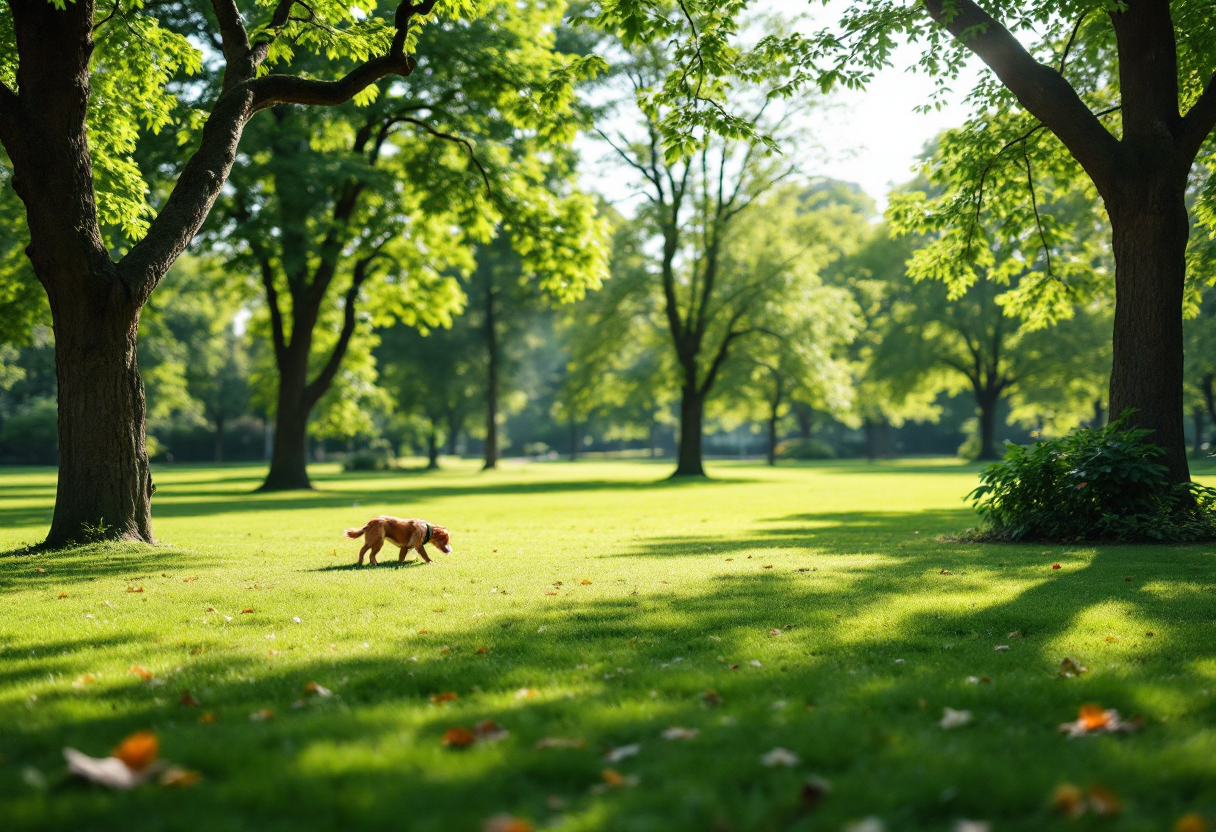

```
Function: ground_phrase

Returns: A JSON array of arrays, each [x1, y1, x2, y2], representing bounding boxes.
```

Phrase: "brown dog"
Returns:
[[343, 517, 452, 566]]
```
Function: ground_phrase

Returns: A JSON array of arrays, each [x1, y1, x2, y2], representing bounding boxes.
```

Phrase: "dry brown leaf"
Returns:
[[799, 775, 832, 811], [58, 592, 69, 599], [1058, 657, 1088, 678], [1088, 785, 1123, 816], [240, 607, 254, 614], [580, 579, 592, 585], [35, 567, 46, 573], [763, 565, 773, 569], [939, 569, 952, 575], [180, 690, 200, 708], [198, 712, 216, 724], [601, 769, 625, 787], [1051, 563, 1062, 570], [475, 720, 509, 742], [250, 709, 275, 721], [1052, 783, 1086, 818], [1174, 814, 1209, 832], [304, 681, 332, 698], [63, 748, 152, 789], [442, 727, 477, 747], [482, 815, 533, 832], [703, 690, 722, 707], [476, 647, 489, 654], [1059, 704, 1141, 737], [112, 732, 159, 771], [544, 590, 559, 596], [183, 576, 198, 583], [128, 665, 154, 681], [431, 691, 459, 704], [159, 766, 202, 788]]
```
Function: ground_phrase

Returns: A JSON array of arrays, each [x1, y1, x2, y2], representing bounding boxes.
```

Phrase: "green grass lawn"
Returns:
[[2, 458, 1215, 832]]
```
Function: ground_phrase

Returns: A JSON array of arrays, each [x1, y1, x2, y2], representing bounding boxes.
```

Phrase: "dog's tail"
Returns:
[[344, 523, 369, 540]]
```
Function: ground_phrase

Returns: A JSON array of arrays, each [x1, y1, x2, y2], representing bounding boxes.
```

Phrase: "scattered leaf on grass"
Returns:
[[431, 691, 458, 704], [844, 818, 885, 832], [1175, 814, 1209, 832], [770, 628, 782, 636], [749, 660, 763, 667], [1059, 704, 1142, 737], [1124, 576, 1132, 582], [1058, 657, 1088, 678], [1105, 636, 1120, 643], [605, 744, 640, 762], [662, 727, 698, 740], [761, 747, 800, 767], [799, 775, 831, 811], [1052, 564, 1062, 570], [1007, 631, 1023, 638], [183, 577, 198, 583], [580, 579, 592, 585], [939, 708, 972, 729], [475, 720, 510, 742], [250, 709, 274, 722], [159, 766, 202, 787], [994, 645, 1010, 651], [939, 569, 951, 575], [515, 688, 537, 699], [304, 681, 332, 698], [198, 713, 216, 724], [535, 737, 585, 750], [476, 647, 489, 654], [128, 665, 154, 681], [442, 727, 477, 747], [113, 732, 159, 771], [64, 748, 151, 789], [180, 691, 200, 708], [953, 822, 991, 832], [1053, 783, 1087, 817], [703, 690, 722, 707], [35, 568, 46, 574], [544, 590, 559, 596], [57, 592, 68, 599], [127, 586, 144, 593], [241, 608, 254, 614], [74, 674, 97, 688], [482, 815, 533, 832], [1088, 785, 1123, 816]]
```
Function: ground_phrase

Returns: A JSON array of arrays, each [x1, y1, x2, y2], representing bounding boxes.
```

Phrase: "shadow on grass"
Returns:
[[308, 559, 428, 572], [3, 512, 1215, 831]]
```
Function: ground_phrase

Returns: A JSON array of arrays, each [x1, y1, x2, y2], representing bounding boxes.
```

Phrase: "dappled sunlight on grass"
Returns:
[[2, 460, 1215, 830]]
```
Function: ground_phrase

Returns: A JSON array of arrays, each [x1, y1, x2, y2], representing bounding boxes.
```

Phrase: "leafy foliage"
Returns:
[[968, 416, 1216, 543]]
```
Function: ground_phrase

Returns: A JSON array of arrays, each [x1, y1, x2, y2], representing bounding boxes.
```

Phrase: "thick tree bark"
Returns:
[[976, 390, 1001, 461], [445, 410, 461, 455], [1106, 185, 1191, 484], [261, 343, 313, 491], [47, 294, 154, 546], [483, 285, 499, 470], [673, 376, 705, 477], [426, 420, 440, 469], [1191, 406, 1206, 459]]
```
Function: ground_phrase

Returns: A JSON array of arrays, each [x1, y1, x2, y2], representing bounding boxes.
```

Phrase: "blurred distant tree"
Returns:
[[209, 0, 606, 489]]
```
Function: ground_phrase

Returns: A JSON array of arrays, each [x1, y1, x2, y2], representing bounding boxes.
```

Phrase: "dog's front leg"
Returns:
[[416, 545, 432, 563]]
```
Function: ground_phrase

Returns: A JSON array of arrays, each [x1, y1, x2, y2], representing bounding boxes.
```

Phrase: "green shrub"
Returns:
[[968, 416, 1216, 543], [343, 439, 397, 472], [775, 438, 836, 460]]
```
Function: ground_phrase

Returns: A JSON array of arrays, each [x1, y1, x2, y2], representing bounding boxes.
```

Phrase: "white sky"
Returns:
[[579, 3, 984, 213]]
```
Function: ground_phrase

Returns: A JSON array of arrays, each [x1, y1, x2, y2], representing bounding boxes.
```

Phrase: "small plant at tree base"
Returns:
[[967, 415, 1216, 543]]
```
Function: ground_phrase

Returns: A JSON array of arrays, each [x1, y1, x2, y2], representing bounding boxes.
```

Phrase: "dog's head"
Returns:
[[430, 525, 452, 554]]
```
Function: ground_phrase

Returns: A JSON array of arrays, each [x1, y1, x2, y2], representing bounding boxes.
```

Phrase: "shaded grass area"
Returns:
[[1, 459, 1215, 831]]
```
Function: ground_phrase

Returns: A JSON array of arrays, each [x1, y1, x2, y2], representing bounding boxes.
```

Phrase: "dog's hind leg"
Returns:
[[357, 543, 371, 566], [368, 540, 384, 566]]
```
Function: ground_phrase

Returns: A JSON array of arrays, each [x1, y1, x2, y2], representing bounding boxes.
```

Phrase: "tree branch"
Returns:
[[924, 0, 1119, 193], [1181, 69, 1216, 162], [257, 253, 288, 363], [249, 53, 414, 110], [395, 116, 491, 197], [305, 253, 379, 406]]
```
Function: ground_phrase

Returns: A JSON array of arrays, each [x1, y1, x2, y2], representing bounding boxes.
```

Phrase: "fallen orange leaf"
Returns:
[[128, 665, 153, 681], [544, 590, 559, 596], [1051, 563, 1062, 570], [160, 766, 202, 787], [1078, 704, 1110, 731], [483, 815, 534, 832], [939, 569, 951, 575], [249, 709, 275, 721], [58, 592, 69, 599], [198, 712, 216, 724], [602, 769, 625, 787], [304, 681, 333, 698], [128, 586, 144, 593], [442, 727, 477, 747], [241, 608, 254, 614], [1175, 813, 1209, 832], [1088, 785, 1123, 816], [1053, 783, 1086, 817], [476, 647, 489, 654], [431, 691, 459, 704], [1058, 657, 1088, 678], [112, 731, 159, 771], [35, 567, 46, 573], [580, 579, 592, 585]]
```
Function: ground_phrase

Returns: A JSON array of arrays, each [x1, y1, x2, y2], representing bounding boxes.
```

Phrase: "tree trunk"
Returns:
[[260, 346, 312, 491], [1191, 406, 1206, 459], [673, 376, 705, 477], [213, 415, 225, 463], [483, 286, 499, 470], [1106, 181, 1191, 484], [569, 421, 579, 461], [976, 391, 1000, 461], [766, 409, 778, 466], [426, 420, 440, 470], [863, 417, 892, 460], [45, 295, 154, 546], [445, 410, 460, 456]]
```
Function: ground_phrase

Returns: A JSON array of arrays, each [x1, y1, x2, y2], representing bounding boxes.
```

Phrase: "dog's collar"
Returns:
[[423, 522, 433, 545]]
